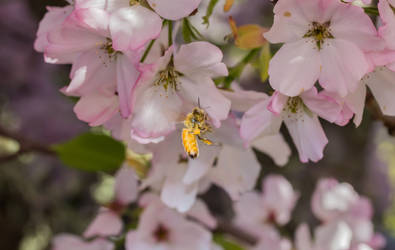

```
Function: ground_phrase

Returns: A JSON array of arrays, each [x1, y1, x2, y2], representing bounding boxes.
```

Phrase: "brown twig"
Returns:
[[0, 124, 55, 164], [216, 219, 259, 245]]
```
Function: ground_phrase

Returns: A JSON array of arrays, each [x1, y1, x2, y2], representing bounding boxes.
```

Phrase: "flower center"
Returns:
[[154, 65, 181, 92], [153, 224, 170, 242], [285, 97, 304, 114], [100, 38, 120, 61], [303, 21, 334, 50]]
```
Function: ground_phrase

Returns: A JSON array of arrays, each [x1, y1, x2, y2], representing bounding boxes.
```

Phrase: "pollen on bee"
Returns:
[[284, 11, 291, 17]]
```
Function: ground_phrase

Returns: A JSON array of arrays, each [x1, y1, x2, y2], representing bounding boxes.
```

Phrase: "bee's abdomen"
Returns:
[[182, 129, 199, 159]]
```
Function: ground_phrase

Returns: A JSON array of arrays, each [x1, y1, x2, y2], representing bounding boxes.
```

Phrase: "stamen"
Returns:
[[154, 65, 181, 92], [100, 38, 120, 61], [303, 21, 334, 50], [153, 224, 170, 242]]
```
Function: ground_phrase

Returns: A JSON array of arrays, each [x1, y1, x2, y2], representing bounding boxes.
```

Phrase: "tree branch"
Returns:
[[0, 125, 55, 164]]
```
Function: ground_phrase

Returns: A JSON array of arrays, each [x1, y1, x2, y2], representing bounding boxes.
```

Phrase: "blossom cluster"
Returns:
[[51, 168, 384, 250], [34, 0, 395, 249]]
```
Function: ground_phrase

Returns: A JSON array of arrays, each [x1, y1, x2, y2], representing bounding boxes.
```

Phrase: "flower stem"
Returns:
[[140, 39, 156, 63], [168, 20, 173, 47]]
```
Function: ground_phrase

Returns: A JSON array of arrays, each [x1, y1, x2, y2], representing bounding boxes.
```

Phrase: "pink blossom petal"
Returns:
[[364, 66, 395, 116], [262, 175, 299, 225], [330, 3, 383, 51], [34, 6, 73, 52], [161, 164, 199, 213], [263, 0, 310, 43], [378, 0, 395, 50], [116, 54, 140, 118], [301, 87, 342, 123], [252, 134, 291, 167], [220, 88, 269, 112], [267, 92, 288, 115], [109, 5, 162, 52], [147, 0, 202, 20], [83, 208, 122, 238], [344, 84, 366, 127], [315, 221, 352, 250], [174, 41, 228, 78], [296, 224, 313, 250], [179, 76, 230, 128], [209, 146, 260, 200], [319, 39, 369, 97], [183, 145, 218, 185], [70, 8, 110, 38], [284, 111, 328, 163], [73, 90, 119, 126], [268, 39, 321, 97], [240, 99, 282, 145], [130, 86, 183, 142], [115, 165, 138, 205], [67, 49, 116, 95]]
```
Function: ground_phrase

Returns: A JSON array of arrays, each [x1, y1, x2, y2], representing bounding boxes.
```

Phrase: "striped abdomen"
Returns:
[[182, 128, 199, 159]]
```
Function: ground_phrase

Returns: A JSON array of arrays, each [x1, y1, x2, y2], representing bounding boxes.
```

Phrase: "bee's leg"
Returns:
[[197, 135, 213, 145]]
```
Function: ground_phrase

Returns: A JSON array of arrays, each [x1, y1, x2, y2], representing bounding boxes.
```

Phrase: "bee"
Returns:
[[182, 106, 214, 159]]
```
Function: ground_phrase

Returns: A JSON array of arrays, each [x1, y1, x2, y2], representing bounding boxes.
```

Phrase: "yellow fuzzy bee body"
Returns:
[[182, 107, 214, 159]]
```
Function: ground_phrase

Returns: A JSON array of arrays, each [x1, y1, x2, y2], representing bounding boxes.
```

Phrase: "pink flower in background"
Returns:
[[52, 234, 114, 250], [126, 194, 212, 250], [296, 222, 353, 250], [311, 178, 386, 250], [130, 42, 230, 143], [265, 0, 382, 97], [252, 227, 292, 250], [241, 88, 346, 163], [83, 165, 139, 238], [234, 175, 299, 238]]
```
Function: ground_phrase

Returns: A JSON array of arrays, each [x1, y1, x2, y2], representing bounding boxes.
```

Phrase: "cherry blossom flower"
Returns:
[[141, 117, 260, 212], [265, 0, 382, 97], [311, 178, 386, 250], [241, 88, 346, 163], [130, 42, 230, 143], [126, 194, 212, 250], [45, 4, 161, 118], [83, 164, 139, 238], [295, 222, 353, 250], [234, 175, 299, 238], [52, 234, 114, 250]]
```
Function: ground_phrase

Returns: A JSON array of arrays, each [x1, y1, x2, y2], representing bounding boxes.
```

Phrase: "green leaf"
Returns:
[[258, 43, 271, 82], [202, 0, 220, 27], [53, 132, 126, 172], [213, 234, 245, 250]]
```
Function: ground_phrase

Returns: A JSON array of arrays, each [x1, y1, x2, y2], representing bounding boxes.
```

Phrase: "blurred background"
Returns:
[[1, 0, 395, 249]]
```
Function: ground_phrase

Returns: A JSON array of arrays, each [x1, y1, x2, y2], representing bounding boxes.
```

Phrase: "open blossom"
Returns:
[[83, 164, 139, 238], [311, 179, 386, 250], [42, 2, 162, 119], [126, 194, 212, 250], [241, 88, 347, 163], [234, 175, 299, 238], [130, 42, 230, 143], [141, 117, 261, 212], [265, 0, 382, 97]]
